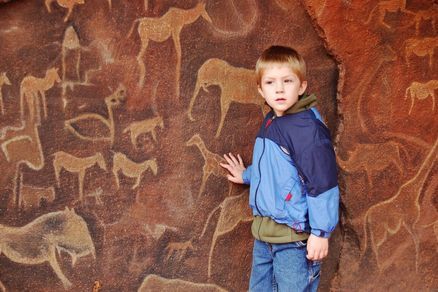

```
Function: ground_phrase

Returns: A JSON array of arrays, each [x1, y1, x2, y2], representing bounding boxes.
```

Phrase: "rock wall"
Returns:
[[0, 0, 436, 291]]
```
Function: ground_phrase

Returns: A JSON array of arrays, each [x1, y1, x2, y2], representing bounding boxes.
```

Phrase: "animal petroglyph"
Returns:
[[337, 141, 404, 187], [53, 151, 107, 202], [186, 134, 226, 198], [20, 68, 61, 125], [188, 58, 265, 137], [61, 26, 81, 104], [45, 0, 85, 22], [0, 207, 95, 289], [18, 173, 56, 210], [405, 80, 437, 114], [65, 84, 126, 146], [361, 138, 437, 272], [0, 72, 11, 115], [199, 191, 252, 278], [123, 116, 164, 149], [405, 37, 438, 68], [127, 2, 212, 91], [138, 274, 227, 292], [365, 0, 413, 28], [143, 223, 177, 241], [112, 152, 157, 189], [412, 7, 437, 35]]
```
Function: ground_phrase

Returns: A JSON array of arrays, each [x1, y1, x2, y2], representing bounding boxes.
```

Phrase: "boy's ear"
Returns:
[[299, 80, 308, 95], [258, 86, 265, 98]]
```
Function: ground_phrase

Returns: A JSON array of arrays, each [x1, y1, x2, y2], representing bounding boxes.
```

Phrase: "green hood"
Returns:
[[285, 93, 317, 115]]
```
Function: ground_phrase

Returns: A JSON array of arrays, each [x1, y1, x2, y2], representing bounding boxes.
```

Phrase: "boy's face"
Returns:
[[258, 64, 307, 117]]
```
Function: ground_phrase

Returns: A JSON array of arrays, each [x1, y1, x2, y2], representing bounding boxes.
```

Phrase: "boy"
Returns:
[[220, 46, 339, 291]]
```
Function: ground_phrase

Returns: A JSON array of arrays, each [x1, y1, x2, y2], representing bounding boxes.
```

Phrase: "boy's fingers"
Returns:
[[237, 154, 244, 165], [223, 154, 235, 166], [219, 163, 231, 171], [228, 153, 239, 165]]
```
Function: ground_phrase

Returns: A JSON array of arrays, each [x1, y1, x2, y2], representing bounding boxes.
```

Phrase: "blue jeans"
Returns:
[[249, 239, 320, 292]]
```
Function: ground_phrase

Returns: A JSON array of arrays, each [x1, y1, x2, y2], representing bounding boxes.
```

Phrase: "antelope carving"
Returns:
[[365, 0, 413, 28], [45, 0, 85, 22], [405, 37, 438, 68], [53, 151, 107, 202], [0, 72, 11, 115], [112, 152, 158, 189], [0, 207, 95, 289], [405, 80, 437, 114], [127, 2, 213, 92], [188, 58, 266, 137], [123, 116, 164, 149], [20, 68, 61, 125], [18, 173, 56, 210]]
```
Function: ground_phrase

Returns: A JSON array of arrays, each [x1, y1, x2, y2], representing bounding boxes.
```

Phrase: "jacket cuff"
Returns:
[[242, 167, 251, 185], [311, 229, 331, 238]]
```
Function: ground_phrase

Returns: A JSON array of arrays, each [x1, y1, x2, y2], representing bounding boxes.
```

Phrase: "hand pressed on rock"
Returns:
[[220, 153, 246, 184]]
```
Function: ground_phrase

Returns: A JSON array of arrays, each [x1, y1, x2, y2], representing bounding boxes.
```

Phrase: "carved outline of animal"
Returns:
[[138, 274, 227, 292], [361, 138, 437, 272], [198, 191, 252, 278], [405, 80, 437, 114], [20, 67, 61, 125], [62, 26, 81, 87], [337, 141, 405, 187], [127, 2, 213, 91], [0, 72, 11, 115], [186, 134, 226, 198], [412, 7, 437, 35], [53, 151, 107, 202], [18, 172, 56, 210], [365, 0, 413, 28], [112, 152, 157, 189], [64, 84, 126, 146], [45, 0, 85, 22], [188, 58, 266, 137], [0, 207, 96, 289], [123, 116, 164, 149], [404, 37, 438, 68]]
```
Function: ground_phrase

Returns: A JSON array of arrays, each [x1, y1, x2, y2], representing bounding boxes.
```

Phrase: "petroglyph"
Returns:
[[143, 223, 177, 241], [0, 207, 95, 289], [112, 152, 157, 189], [138, 274, 227, 292], [365, 0, 413, 28], [186, 134, 226, 198], [123, 116, 164, 149], [45, 0, 85, 22], [127, 2, 212, 91], [65, 84, 126, 146], [412, 7, 437, 35], [20, 68, 61, 125], [405, 80, 437, 114], [361, 138, 437, 271], [337, 141, 404, 187], [188, 58, 266, 137], [53, 151, 107, 202], [0, 72, 11, 115], [18, 173, 56, 210], [405, 37, 438, 68]]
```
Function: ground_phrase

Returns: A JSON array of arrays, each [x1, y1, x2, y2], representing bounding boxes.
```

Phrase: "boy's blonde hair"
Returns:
[[255, 45, 307, 86]]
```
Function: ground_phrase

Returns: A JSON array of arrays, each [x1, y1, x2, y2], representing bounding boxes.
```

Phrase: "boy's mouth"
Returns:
[[275, 98, 286, 101]]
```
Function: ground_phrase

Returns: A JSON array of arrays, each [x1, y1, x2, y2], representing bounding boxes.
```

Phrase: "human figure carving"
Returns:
[[20, 67, 61, 125], [18, 172, 56, 210], [361, 138, 437, 271], [186, 134, 226, 198], [337, 141, 404, 186], [405, 37, 438, 68], [0, 72, 11, 115], [127, 2, 212, 91], [112, 152, 157, 189], [0, 207, 95, 289], [64, 84, 126, 146], [45, 0, 85, 22], [405, 80, 437, 114], [53, 151, 107, 202], [123, 116, 164, 149], [188, 58, 266, 137]]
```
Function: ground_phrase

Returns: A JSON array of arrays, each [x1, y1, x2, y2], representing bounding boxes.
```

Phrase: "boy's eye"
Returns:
[[284, 79, 293, 83], [265, 81, 273, 85]]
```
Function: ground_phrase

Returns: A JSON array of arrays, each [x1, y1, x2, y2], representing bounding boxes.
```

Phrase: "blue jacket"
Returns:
[[242, 107, 339, 238]]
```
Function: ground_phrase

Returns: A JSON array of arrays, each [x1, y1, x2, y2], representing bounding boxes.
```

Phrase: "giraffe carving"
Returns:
[[45, 0, 85, 22], [186, 134, 227, 198], [405, 80, 437, 114], [20, 68, 61, 125], [112, 152, 158, 190], [0, 72, 11, 115], [53, 151, 107, 202], [188, 58, 267, 137], [405, 37, 438, 68], [127, 2, 213, 92], [361, 138, 438, 271], [123, 116, 164, 149], [64, 84, 126, 146]]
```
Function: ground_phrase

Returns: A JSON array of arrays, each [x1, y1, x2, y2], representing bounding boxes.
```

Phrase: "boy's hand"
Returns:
[[220, 153, 245, 184], [306, 234, 328, 261]]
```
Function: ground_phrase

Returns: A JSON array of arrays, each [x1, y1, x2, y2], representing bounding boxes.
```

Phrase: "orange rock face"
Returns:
[[0, 0, 436, 291]]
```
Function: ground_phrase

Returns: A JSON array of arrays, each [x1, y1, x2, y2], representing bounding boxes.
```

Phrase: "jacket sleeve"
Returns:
[[295, 126, 339, 238], [242, 164, 252, 185]]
